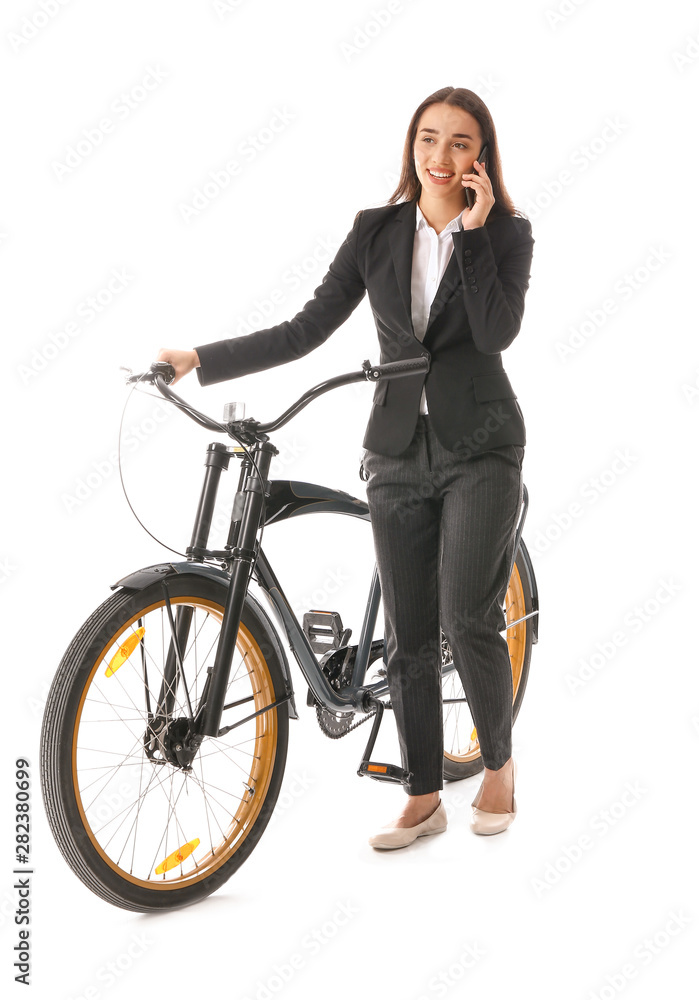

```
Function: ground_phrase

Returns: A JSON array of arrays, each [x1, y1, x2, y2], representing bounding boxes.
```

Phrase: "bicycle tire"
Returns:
[[40, 574, 289, 911]]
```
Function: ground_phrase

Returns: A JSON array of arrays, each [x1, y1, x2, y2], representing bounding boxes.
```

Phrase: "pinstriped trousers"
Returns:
[[361, 414, 524, 795]]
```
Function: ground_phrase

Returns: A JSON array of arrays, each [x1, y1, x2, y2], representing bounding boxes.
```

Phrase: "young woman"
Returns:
[[157, 86, 534, 849]]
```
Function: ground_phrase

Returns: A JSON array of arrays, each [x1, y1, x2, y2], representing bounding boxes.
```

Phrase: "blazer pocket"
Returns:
[[372, 380, 388, 406], [472, 371, 517, 402]]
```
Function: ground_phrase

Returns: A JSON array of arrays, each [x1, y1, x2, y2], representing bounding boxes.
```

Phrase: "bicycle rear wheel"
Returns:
[[441, 545, 535, 780], [40, 574, 289, 911]]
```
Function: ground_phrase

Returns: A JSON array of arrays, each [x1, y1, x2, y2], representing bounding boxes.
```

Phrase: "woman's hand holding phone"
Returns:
[[460, 145, 494, 230], [155, 348, 200, 385]]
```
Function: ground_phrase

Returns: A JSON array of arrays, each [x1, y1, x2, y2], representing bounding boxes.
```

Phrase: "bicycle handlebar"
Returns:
[[125, 356, 430, 442]]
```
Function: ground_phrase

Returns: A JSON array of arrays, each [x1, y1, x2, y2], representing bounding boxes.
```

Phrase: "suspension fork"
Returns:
[[149, 441, 233, 722], [197, 439, 277, 738]]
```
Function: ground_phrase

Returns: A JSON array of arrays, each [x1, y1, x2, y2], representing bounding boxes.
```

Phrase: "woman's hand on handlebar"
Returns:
[[155, 348, 200, 385]]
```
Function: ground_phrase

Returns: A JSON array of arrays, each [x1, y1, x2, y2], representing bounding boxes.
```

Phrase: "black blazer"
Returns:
[[195, 200, 534, 457]]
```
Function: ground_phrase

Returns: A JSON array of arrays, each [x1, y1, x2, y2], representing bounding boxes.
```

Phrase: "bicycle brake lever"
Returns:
[[122, 362, 176, 385], [123, 370, 151, 385]]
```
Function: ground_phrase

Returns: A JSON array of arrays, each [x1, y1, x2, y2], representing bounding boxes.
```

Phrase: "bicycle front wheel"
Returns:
[[40, 574, 289, 911], [441, 545, 535, 780]]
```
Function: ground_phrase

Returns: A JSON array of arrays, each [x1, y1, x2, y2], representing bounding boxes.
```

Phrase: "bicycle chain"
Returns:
[[315, 702, 377, 739]]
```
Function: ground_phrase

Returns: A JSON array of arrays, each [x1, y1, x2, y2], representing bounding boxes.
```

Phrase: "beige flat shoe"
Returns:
[[469, 759, 517, 836], [368, 798, 447, 850]]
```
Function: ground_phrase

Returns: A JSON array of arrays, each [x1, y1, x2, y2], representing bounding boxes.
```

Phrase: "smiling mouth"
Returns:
[[428, 169, 454, 179]]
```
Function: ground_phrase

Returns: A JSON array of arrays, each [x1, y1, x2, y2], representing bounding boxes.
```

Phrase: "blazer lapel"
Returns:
[[389, 200, 416, 337], [388, 199, 463, 345]]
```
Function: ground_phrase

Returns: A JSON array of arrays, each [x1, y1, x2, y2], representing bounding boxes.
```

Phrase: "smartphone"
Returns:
[[464, 143, 489, 210]]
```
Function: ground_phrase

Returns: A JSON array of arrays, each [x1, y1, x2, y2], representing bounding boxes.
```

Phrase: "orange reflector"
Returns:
[[367, 764, 387, 773], [155, 838, 200, 875], [106, 627, 145, 676], [471, 727, 478, 742]]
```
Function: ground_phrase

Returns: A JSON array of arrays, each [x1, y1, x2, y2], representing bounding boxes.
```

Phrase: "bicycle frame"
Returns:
[[182, 435, 387, 736], [115, 360, 538, 751], [116, 436, 537, 744]]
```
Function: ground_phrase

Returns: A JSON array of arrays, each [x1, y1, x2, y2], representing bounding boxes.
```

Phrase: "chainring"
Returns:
[[314, 642, 384, 738]]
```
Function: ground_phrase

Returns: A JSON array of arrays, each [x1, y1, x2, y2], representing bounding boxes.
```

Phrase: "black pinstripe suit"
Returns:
[[194, 199, 534, 793], [194, 200, 533, 459]]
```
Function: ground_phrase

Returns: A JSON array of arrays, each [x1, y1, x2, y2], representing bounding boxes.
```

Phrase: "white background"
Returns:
[[2, 0, 698, 997]]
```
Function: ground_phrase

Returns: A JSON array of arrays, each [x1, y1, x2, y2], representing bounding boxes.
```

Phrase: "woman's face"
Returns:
[[413, 102, 483, 201]]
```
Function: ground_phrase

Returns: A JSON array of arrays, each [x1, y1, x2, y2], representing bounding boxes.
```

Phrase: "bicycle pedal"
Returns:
[[357, 760, 413, 785], [302, 610, 351, 655]]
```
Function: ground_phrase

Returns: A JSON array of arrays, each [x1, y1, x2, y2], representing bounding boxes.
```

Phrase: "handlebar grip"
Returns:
[[365, 357, 430, 381], [151, 361, 176, 384]]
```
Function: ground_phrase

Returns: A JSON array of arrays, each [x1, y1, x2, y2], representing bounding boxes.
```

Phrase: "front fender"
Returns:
[[111, 560, 298, 719], [112, 560, 230, 593]]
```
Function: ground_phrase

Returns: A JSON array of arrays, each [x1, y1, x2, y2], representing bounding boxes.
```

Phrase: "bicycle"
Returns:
[[40, 357, 539, 912]]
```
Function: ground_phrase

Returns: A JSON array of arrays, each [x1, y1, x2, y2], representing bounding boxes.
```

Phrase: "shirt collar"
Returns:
[[415, 202, 463, 234]]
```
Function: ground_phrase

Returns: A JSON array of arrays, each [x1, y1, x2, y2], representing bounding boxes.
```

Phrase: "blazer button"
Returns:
[[465, 266, 474, 274], [469, 285, 479, 293], [464, 249, 472, 257], [467, 275, 476, 283]]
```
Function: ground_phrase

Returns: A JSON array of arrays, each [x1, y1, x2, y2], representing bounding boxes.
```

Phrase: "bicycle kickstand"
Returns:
[[356, 694, 413, 786]]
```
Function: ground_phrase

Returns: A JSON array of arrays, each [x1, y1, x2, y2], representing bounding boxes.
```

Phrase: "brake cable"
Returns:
[[117, 367, 268, 589]]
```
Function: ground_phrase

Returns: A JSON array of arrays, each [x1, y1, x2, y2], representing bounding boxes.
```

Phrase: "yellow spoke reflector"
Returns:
[[471, 727, 478, 742], [155, 838, 200, 875], [105, 627, 145, 677]]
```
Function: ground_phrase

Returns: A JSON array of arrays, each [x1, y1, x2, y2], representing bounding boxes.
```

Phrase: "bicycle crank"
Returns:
[[355, 693, 413, 786]]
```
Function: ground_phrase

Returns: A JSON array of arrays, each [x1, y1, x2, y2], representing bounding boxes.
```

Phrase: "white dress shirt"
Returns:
[[411, 202, 464, 415]]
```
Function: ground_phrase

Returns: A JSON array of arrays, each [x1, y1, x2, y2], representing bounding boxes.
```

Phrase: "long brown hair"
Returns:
[[387, 86, 525, 220]]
